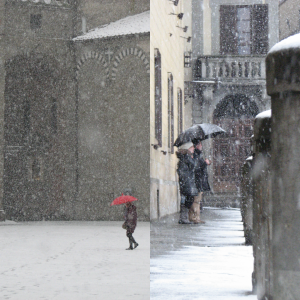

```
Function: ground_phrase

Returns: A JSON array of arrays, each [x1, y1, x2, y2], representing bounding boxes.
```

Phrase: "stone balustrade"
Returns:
[[194, 55, 266, 81]]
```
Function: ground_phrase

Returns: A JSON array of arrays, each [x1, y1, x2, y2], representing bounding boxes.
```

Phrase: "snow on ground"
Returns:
[[0, 221, 150, 300], [151, 246, 255, 300], [151, 208, 257, 300]]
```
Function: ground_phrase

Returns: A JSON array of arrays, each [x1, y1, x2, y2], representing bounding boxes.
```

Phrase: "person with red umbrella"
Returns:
[[111, 194, 139, 250]]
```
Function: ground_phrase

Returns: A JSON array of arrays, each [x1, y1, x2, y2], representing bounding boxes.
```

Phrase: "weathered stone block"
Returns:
[[266, 33, 300, 300], [252, 110, 272, 299]]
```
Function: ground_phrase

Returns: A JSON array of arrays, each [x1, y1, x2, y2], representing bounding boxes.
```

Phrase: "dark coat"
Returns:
[[123, 203, 137, 234], [194, 148, 211, 192], [176, 149, 198, 197]]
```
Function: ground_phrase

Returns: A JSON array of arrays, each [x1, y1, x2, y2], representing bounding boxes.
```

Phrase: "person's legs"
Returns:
[[126, 231, 138, 250], [189, 193, 205, 224], [126, 231, 133, 250], [130, 234, 139, 249], [185, 195, 194, 209], [180, 194, 186, 205], [178, 195, 192, 224], [200, 193, 204, 212]]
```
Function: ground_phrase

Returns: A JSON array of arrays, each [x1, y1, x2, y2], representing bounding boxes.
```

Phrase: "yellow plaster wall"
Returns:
[[150, 0, 191, 219]]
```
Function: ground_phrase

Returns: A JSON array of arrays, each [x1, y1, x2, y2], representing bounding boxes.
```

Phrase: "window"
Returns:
[[177, 88, 183, 136], [184, 51, 191, 68], [193, 59, 202, 80], [30, 14, 42, 30], [154, 49, 162, 147], [168, 73, 174, 154], [220, 5, 268, 55], [237, 7, 251, 54]]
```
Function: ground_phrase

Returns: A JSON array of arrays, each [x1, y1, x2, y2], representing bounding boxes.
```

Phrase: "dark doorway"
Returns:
[[213, 94, 258, 194]]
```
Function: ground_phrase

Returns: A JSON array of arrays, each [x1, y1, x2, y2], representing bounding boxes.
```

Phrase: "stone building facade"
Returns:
[[279, 0, 300, 40], [188, 0, 279, 205], [0, 0, 150, 221]]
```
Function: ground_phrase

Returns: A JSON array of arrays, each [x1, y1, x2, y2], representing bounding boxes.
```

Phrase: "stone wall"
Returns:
[[1, 0, 150, 221], [3, 1, 77, 221], [74, 35, 150, 221], [279, 0, 300, 40]]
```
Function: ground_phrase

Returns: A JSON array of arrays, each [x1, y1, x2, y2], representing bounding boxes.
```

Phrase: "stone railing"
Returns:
[[193, 55, 266, 81]]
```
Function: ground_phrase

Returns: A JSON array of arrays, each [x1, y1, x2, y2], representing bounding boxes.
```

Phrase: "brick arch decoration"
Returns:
[[111, 48, 150, 81], [76, 51, 109, 80], [213, 94, 259, 118]]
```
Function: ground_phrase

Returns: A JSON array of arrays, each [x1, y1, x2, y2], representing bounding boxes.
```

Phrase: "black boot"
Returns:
[[126, 233, 139, 250], [178, 204, 192, 224], [126, 233, 133, 250], [129, 235, 139, 249], [126, 240, 133, 250]]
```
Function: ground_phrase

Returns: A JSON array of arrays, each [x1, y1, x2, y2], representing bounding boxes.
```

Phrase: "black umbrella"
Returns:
[[174, 123, 226, 147]]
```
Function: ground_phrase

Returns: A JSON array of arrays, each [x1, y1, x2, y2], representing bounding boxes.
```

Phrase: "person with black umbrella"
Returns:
[[176, 142, 199, 224], [174, 123, 225, 224], [188, 139, 211, 223]]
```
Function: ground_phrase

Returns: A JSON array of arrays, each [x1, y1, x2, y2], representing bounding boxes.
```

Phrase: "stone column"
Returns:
[[266, 34, 300, 299], [252, 111, 272, 299]]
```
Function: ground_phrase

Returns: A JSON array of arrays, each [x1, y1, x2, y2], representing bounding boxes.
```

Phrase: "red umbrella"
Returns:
[[110, 194, 138, 206]]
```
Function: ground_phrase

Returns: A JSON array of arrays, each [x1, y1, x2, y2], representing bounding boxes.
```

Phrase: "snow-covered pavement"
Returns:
[[150, 208, 257, 300], [0, 221, 150, 300]]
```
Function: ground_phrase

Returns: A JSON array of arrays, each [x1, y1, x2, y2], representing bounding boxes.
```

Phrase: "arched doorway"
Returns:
[[212, 94, 258, 194]]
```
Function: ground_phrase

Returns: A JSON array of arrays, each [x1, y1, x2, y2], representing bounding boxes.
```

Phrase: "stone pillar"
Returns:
[[240, 157, 253, 246], [266, 34, 300, 299], [252, 111, 272, 299]]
